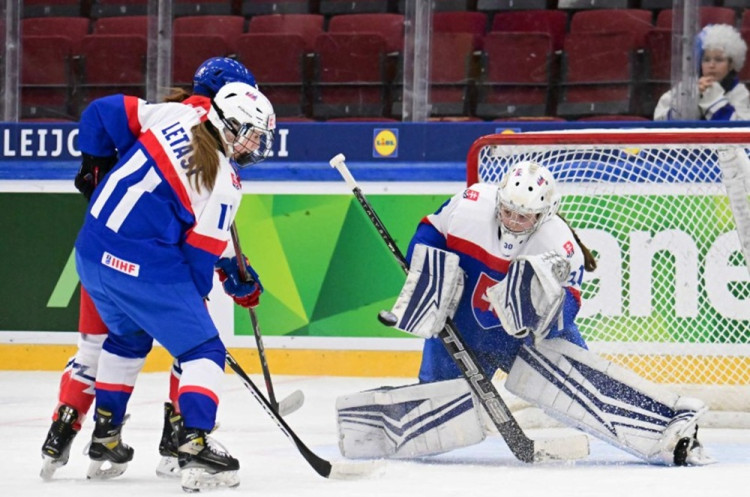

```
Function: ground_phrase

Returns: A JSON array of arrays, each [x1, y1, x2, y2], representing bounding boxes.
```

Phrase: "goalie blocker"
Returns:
[[337, 338, 712, 465]]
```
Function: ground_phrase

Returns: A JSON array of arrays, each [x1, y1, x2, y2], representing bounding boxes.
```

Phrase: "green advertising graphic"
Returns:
[[1, 191, 747, 347], [0, 192, 450, 337]]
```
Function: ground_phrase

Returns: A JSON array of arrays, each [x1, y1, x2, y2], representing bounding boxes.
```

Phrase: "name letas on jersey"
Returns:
[[424, 183, 585, 331]]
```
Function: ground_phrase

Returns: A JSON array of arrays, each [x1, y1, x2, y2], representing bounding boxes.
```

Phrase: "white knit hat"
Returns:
[[697, 24, 747, 73]]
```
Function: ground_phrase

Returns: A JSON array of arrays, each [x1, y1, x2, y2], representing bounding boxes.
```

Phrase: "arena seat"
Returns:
[[21, 16, 90, 53], [173, 15, 244, 52], [475, 32, 554, 119], [21, 35, 75, 120], [490, 9, 567, 52], [236, 33, 309, 117], [312, 32, 389, 119], [569, 9, 653, 50], [556, 31, 637, 118], [247, 14, 323, 52]]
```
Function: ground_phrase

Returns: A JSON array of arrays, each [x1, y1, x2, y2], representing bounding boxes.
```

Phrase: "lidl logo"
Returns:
[[373, 128, 398, 158]]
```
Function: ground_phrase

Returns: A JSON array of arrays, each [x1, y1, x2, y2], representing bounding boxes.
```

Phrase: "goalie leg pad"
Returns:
[[505, 338, 711, 465], [383, 244, 464, 339], [336, 378, 486, 459]]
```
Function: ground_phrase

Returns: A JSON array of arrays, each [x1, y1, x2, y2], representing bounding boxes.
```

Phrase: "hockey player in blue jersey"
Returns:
[[73, 82, 275, 491], [336, 161, 712, 467], [41, 58, 259, 482]]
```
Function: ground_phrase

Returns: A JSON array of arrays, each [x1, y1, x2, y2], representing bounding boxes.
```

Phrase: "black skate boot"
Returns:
[[86, 407, 134, 480], [156, 402, 183, 478], [40, 405, 79, 480], [178, 428, 239, 492]]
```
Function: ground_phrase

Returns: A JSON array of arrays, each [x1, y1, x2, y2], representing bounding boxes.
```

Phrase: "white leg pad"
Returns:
[[506, 339, 709, 465], [336, 379, 486, 459]]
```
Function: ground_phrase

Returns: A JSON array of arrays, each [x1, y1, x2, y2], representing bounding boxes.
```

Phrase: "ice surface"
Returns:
[[3, 371, 747, 497]]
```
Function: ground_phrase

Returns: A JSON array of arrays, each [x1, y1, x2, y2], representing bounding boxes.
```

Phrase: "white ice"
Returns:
[[3, 371, 747, 497]]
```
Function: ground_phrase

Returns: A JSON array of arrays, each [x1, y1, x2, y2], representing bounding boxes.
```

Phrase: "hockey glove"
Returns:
[[74, 153, 118, 201], [215, 256, 263, 308]]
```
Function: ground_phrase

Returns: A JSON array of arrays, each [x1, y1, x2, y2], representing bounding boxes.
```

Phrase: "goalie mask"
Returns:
[[208, 82, 276, 167], [496, 161, 561, 242]]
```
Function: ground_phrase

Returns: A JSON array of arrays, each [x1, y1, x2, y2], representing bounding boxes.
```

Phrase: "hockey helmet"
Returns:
[[496, 161, 561, 237], [208, 82, 276, 167], [193, 57, 257, 97]]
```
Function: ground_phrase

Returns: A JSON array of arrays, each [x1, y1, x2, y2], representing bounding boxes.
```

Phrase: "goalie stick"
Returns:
[[229, 223, 304, 417], [329, 153, 588, 463], [225, 352, 385, 479]]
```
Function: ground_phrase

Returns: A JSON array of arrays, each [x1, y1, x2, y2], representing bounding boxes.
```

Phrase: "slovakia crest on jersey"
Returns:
[[231, 171, 242, 190], [471, 272, 502, 330], [563, 240, 575, 257], [463, 189, 479, 201]]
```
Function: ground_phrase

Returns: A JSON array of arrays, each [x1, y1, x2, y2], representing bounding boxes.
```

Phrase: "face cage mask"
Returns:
[[230, 123, 275, 168], [496, 200, 545, 237]]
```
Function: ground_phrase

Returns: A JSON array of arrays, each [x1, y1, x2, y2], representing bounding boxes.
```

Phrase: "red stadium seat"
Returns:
[[433, 11, 488, 50], [173, 15, 244, 52], [327, 13, 404, 53], [172, 35, 231, 88], [93, 15, 147, 36], [476, 32, 554, 119], [236, 33, 309, 117], [491, 9, 567, 52], [78, 34, 147, 109], [248, 14, 323, 52], [313, 32, 389, 118], [21, 35, 75, 119], [656, 7, 736, 29], [643, 28, 672, 114], [556, 31, 637, 118], [21, 16, 90, 53], [569, 9, 653, 50]]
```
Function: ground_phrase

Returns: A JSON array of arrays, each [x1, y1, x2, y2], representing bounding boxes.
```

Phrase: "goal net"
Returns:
[[467, 130, 750, 426]]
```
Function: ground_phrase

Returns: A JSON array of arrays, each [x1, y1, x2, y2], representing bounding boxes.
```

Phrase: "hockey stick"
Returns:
[[229, 223, 304, 417], [329, 153, 589, 463], [225, 352, 385, 479]]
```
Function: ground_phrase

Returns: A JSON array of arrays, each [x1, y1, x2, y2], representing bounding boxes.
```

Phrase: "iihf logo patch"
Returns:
[[463, 189, 479, 201], [536, 175, 546, 186]]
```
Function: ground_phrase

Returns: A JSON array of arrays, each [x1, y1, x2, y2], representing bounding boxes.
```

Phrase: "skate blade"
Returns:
[[181, 468, 240, 493], [86, 459, 129, 480], [156, 455, 181, 479], [40, 454, 66, 481]]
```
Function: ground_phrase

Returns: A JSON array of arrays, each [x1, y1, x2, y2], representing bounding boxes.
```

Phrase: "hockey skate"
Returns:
[[178, 428, 239, 492], [654, 397, 715, 466], [40, 405, 79, 480], [86, 408, 134, 479], [156, 402, 183, 478]]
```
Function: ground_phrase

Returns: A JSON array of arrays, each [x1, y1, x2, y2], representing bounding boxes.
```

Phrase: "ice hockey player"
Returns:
[[336, 161, 712, 467], [40, 58, 259, 482]]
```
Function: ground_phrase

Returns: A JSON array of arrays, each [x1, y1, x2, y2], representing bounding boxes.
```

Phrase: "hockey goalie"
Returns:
[[336, 160, 713, 466]]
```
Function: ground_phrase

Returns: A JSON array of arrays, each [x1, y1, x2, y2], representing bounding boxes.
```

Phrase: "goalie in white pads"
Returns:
[[337, 161, 711, 466]]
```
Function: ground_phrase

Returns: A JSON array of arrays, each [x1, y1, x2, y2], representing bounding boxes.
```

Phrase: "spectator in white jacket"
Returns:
[[654, 24, 750, 121]]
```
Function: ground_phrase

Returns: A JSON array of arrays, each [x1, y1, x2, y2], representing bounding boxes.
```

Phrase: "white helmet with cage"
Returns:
[[496, 161, 561, 240], [208, 82, 276, 167]]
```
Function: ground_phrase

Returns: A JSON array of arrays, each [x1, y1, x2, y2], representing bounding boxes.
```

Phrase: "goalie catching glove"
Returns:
[[487, 251, 570, 341], [378, 244, 464, 339], [215, 256, 263, 308]]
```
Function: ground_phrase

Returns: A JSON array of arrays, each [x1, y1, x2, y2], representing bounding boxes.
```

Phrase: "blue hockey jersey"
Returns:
[[75, 102, 242, 298]]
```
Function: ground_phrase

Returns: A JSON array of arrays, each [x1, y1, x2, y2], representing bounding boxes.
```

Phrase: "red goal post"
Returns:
[[467, 130, 750, 424]]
